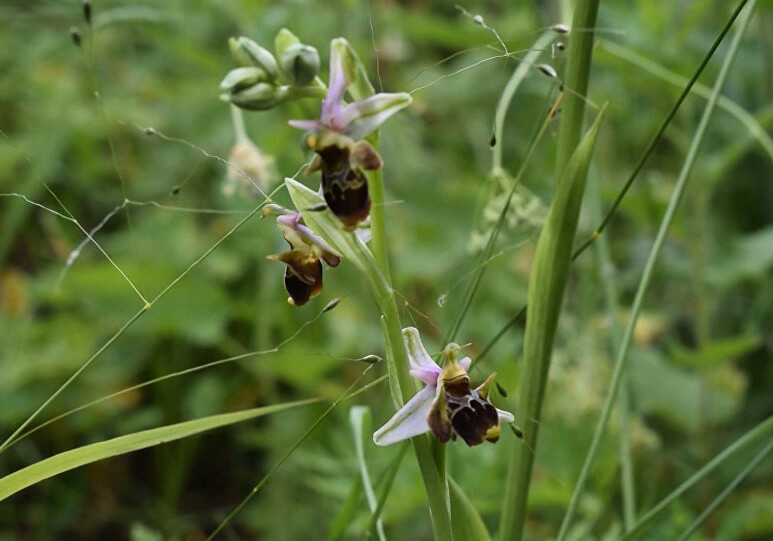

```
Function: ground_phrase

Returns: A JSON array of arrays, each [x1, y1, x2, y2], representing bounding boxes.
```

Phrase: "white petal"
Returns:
[[373, 386, 434, 446], [334, 92, 412, 140], [402, 327, 440, 386], [288, 119, 322, 132], [497, 408, 515, 424]]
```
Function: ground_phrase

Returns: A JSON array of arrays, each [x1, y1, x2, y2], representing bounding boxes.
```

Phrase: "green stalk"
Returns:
[[555, 3, 756, 538], [553, 1, 601, 185], [498, 2, 600, 539], [340, 38, 453, 533], [367, 158, 454, 541]]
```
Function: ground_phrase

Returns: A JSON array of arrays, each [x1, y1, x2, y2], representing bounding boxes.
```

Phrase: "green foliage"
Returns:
[[1, 0, 773, 539]]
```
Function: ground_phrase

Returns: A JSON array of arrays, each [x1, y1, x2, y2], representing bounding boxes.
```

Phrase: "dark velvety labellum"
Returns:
[[317, 145, 371, 229], [447, 390, 500, 446], [283, 262, 322, 306]]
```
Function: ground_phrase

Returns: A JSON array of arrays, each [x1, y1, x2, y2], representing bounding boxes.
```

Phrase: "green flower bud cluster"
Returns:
[[220, 29, 324, 111]]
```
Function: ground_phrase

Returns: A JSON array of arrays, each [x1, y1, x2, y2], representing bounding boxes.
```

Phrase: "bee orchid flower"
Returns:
[[266, 211, 342, 306], [373, 327, 515, 447], [289, 39, 411, 230]]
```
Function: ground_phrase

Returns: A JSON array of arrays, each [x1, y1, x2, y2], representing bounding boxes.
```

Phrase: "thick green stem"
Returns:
[[555, 3, 755, 538], [553, 2, 601, 185], [498, 3, 600, 540]]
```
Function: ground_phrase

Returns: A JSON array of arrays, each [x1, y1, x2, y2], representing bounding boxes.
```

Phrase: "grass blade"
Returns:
[[555, 3, 757, 538], [449, 477, 492, 541], [350, 406, 386, 541], [0, 398, 317, 502], [499, 104, 606, 540]]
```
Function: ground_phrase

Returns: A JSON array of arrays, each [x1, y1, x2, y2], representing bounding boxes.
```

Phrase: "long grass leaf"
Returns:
[[350, 406, 386, 541], [0, 399, 317, 502]]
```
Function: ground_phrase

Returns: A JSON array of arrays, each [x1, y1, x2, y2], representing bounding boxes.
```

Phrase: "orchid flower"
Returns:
[[289, 40, 411, 230], [266, 212, 341, 306], [373, 327, 515, 447]]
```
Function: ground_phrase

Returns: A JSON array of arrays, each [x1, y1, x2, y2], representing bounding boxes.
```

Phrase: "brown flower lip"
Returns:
[[266, 213, 340, 306], [304, 131, 381, 231]]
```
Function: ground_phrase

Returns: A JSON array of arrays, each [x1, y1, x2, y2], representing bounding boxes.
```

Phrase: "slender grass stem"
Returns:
[[491, 30, 558, 173], [555, 4, 756, 538], [367, 124, 454, 540], [621, 414, 773, 540], [592, 178, 636, 529], [570, 0, 752, 261], [475, 0, 754, 371], [675, 439, 773, 541]]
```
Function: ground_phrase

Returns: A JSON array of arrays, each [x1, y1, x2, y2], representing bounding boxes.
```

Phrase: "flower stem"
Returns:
[[367, 137, 454, 540]]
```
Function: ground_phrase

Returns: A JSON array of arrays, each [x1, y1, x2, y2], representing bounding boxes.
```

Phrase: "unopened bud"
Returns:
[[70, 26, 81, 47], [537, 64, 558, 79], [280, 44, 320, 86], [552, 23, 570, 34], [219, 66, 269, 92], [473, 14, 484, 25], [222, 83, 287, 111], [82, 0, 91, 24], [274, 28, 302, 60], [235, 37, 279, 79]]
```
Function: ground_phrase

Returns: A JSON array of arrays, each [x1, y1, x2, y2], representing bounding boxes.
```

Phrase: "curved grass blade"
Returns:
[[0, 399, 317, 502], [555, 3, 757, 538], [365, 442, 410, 536], [350, 406, 386, 541], [206, 365, 383, 540]]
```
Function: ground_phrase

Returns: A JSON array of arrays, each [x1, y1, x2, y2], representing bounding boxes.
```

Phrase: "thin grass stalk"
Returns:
[[592, 178, 636, 529], [477, 0, 753, 361], [675, 439, 773, 541], [621, 414, 773, 540], [498, 2, 600, 539], [555, 3, 756, 538]]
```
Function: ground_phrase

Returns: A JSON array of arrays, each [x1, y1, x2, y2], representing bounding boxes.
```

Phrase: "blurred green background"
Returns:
[[1, 0, 772, 539]]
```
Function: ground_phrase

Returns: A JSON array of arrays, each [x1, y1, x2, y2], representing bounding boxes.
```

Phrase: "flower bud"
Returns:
[[222, 83, 288, 111], [235, 37, 279, 80], [274, 28, 301, 60], [280, 44, 320, 86], [219, 66, 269, 92]]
